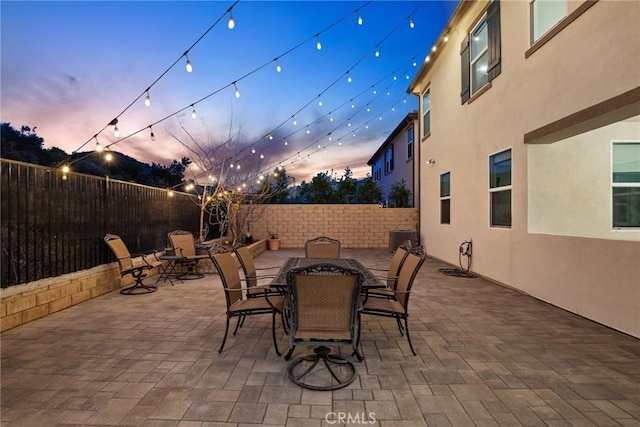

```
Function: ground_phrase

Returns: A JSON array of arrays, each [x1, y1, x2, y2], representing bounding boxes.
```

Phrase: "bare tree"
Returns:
[[168, 121, 283, 246]]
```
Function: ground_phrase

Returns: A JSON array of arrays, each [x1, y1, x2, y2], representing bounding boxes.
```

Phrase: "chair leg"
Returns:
[[284, 345, 295, 361], [120, 271, 157, 295], [233, 316, 243, 335], [403, 317, 417, 356], [396, 317, 405, 336], [271, 312, 281, 357], [219, 316, 231, 353]]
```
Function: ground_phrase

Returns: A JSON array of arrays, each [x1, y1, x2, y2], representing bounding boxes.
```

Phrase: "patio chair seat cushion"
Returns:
[[361, 296, 404, 315], [296, 328, 352, 341], [229, 295, 285, 314]]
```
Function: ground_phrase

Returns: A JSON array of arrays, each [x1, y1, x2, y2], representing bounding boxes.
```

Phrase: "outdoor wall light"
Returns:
[[427, 159, 436, 164]]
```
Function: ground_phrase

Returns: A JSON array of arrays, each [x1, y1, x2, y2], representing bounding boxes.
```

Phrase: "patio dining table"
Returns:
[[270, 257, 385, 290]]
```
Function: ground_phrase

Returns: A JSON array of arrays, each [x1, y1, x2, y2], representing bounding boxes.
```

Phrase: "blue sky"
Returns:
[[1, 1, 457, 183]]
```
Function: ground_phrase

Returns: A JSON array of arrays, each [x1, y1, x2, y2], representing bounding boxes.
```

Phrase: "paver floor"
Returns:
[[1, 248, 639, 426]]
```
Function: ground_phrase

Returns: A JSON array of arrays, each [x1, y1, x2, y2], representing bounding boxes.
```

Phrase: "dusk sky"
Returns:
[[1, 1, 457, 184]]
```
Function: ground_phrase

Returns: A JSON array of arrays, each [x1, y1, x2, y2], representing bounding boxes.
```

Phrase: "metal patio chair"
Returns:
[[284, 263, 364, 390], [360, 245, 426, 355], [104, 233, 162, 295], [304, 236, 341, 259]]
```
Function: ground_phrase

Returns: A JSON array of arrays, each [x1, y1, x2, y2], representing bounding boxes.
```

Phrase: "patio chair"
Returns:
[[167, 230, 210, 279], [304, 236, 341, 259], [209, 251, 285, 356], [360, 245, 426, 355], [104, 233, 162, 295], [284, 263, 364, 390], [365, 240, 412, 299], [233, 244, 282, 299]]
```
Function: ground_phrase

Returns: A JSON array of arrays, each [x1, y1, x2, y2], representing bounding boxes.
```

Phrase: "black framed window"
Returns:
[[440, 172, 451, 224], [461, 0, 501, 103], [489, 148, 511, 227]]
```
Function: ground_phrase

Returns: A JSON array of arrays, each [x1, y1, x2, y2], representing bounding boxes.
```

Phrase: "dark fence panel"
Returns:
[[1, 159, 203, 288]]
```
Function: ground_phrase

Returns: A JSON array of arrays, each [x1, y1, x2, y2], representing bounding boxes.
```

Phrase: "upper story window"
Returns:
[[440, 172, 451, 225], [530, 0, 566, 43], [407, 125, 414, 160], [489, 148, 512, 228], [373, 159, 382, 181], [612, 142, 640, 229], [461, 0, 501, 103], [384, 145, 394, 175], [470, 16, 489, 95], [422, 90, 431, 137]]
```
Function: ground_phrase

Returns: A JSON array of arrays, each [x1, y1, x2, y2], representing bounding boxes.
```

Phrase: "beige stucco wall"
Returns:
[[529, 119, 640, 240], [414, 0, 640, 337]]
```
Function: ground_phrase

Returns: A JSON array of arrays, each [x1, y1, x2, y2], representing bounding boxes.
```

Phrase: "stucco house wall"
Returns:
[[409, 0, 640, 337]]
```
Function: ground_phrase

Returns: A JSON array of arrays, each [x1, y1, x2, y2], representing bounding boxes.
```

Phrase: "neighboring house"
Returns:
[[367, 111, 419, 207], [408, 0, 640, 338]]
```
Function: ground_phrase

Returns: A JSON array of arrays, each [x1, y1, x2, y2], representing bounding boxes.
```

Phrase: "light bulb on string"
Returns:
[[228, 13, 235, 29], [94, 136, 103, 152], [317, 95, 323, 107], [284, 141, 288, 146], [357, 15, 363, 25], [251, 147, 256, 154], [62, 165, 70, 174], [292, 116, 297, 126], [145, 90, 151, 107], [105, 152, 113, 162], [236, 164, 241, 170], [315, 35, 322, 50], [275, 60, 282, 73], [366, 104, 370, 112], [375, 49, 380, 57], [409, 18, 415, 29], [149, 126, 155, 141], [185, 53, 193, 73], [191, 105, 197, 119], [260, 154, 264, 159], [329, 113, 334, 122], [234, 82, 240, 98], [412, 58, 417, 67], [347, 72, 352, 83], [306, 126, 311, 134], [113, 125, 119, 137]]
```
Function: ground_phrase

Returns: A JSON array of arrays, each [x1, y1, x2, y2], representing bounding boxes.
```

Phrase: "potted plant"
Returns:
[[268, 232, 280, 250]]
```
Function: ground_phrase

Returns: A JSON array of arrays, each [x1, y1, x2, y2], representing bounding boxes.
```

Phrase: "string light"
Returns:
[[444, 32, 450, 42], [62, 165, 70, 174], [105, 152, 113, 162], [409, 18, 415, 29], [315, 35, 322, 50], [228, 13, 235, 29], [191, 105, 197, 119], [431, 46, 437, 52], [185, 53, 193, 73], [234, 82, 240, 98], [144, 90, 151, 107], [357, 15, 363, 25], [149, 126, 155, 141], [317, 95, 323, 107], [275, 59, 282, 73], [292, 117, 298, 126], [375, 49, 380, 57], [252, 147, 256, 154], [347, 72, 352, 83], [94, 136, 103, 152]]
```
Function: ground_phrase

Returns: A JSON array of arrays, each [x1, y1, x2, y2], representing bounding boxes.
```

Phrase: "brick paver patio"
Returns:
[[1, 248, 639, 426]]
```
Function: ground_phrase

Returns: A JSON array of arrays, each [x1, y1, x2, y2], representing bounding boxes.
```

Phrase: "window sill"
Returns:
[[525, 0, 598, 59], [421, 132, 431, 142], [467, 82, 492, 105]]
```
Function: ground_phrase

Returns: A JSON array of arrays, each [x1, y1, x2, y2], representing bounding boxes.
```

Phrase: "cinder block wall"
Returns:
[[1, 206, 416, 331], [249, 205, 418, 248]]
